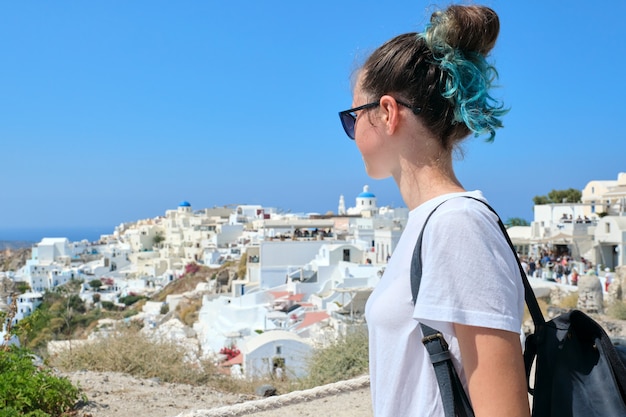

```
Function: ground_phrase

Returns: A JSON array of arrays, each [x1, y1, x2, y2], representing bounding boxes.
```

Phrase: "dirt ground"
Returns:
[[66, 371, 373, 417]]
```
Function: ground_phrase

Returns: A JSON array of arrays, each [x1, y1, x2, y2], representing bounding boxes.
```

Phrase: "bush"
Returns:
[[177, 298, 202, 326], [184, 262, 200, 276], [608, 300, 626, 320], [305, 328, 369, 387], [119, 295, 145, 306], [101, 301, 115, 310], [0, 346, 84, 416], [89, 279, 103, 290], [49, 325, 213, 385]]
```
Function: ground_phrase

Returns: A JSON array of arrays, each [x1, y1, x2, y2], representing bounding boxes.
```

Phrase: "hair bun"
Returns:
[[428, 5, 500, 55]]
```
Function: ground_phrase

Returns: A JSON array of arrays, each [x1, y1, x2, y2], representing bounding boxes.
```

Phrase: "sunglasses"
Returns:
[[338, 99, 419, 140]]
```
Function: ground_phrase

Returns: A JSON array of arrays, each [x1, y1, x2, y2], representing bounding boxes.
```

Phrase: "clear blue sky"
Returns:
[[1, 1, 625, 233]]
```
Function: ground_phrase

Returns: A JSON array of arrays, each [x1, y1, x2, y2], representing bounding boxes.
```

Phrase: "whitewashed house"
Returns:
[[241, 330, 313, 379], [193, 291, 274, 356], [581, 172, 626, 217], [249, 239, 330, 289], [15, 238, 75, 291], [594, 216, 626, 270], [11, 292, 43, 324], [230, 205, 272, 225], [529, 172, 626, 268]]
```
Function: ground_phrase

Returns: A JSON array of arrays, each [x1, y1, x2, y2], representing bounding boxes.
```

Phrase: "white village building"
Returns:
[[14, 238, 76, 292], [240, 330, 313, 379], [510, 172, 626, 270]]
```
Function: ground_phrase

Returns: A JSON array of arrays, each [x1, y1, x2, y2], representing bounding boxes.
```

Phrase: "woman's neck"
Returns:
[[393, 154, 465, 210]]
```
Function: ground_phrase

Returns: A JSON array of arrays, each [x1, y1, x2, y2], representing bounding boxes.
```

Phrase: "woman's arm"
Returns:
[[454, 323, 531, 417]]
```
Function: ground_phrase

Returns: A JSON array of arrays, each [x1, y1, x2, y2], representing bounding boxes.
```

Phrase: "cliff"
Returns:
[[0, 247, 31, 272]]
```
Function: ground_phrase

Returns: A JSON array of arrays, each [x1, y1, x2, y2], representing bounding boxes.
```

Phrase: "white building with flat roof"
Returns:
[[529, 172, 626, 269], [582, 172, 626, 217]]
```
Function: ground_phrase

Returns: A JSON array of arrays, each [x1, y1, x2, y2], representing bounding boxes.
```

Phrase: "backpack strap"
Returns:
[[410, 196, 547, 416], [476, 200, 545, 327], [411, 197, 545, 325], [410, 200, 473, 417]]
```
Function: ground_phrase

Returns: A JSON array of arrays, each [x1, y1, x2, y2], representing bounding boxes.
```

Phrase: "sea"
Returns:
[[0, 226, 113, 248]]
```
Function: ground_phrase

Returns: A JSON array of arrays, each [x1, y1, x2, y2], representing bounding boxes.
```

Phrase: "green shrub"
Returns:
[[89, 279, 103, 290], [305, 327, 369, 387], [123, 309, 139, 319], [119, 295, 145, 306], [0, 346, 84, 416], [17, 293, 98, 352], [101, 301, 115, 310]]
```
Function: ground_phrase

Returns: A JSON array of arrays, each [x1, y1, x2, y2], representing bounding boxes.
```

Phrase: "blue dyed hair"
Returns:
[[360, 5, 506, 148], [421, 18, 508, 141]]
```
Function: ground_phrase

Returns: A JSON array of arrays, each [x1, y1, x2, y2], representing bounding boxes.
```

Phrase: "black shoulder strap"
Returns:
[[410, 199, 473, 417], [410, 196, 545, 325], [409, 196, 545, 417]]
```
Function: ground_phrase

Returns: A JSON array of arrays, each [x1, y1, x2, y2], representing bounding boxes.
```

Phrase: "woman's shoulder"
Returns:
[[421, 196, 508, 251], [427, 192, 496, 224]]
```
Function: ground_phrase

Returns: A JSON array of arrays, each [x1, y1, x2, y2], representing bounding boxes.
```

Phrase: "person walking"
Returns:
[[338, 4, 529, 416]]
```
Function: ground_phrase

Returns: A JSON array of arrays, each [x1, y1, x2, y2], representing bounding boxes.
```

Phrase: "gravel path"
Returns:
[[66, 371, 373, 417]]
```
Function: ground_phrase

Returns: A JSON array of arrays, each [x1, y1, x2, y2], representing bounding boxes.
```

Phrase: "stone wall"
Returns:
[[577, 272, 604, 314]]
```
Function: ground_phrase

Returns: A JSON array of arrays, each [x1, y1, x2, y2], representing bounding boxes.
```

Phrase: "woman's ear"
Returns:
[[379, 95, 400, 135]]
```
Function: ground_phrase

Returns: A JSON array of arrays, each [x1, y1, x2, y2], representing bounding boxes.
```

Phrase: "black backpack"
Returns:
[[411, 197, 626, 417]]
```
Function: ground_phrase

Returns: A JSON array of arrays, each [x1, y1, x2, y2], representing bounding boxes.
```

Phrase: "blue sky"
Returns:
[[1, 1, 625, 235]]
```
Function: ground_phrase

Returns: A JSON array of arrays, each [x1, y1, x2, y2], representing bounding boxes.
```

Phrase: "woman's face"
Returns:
[[352, 79, 396, 179]]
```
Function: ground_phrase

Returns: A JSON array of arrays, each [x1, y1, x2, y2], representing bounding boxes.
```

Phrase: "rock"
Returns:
[[0, 247, 31, 272], [255, 384, 277, 397], [577, 272, 604, 314]]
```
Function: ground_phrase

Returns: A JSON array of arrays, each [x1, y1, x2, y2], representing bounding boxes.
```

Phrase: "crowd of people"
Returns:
[[520, 251, 614, 290]]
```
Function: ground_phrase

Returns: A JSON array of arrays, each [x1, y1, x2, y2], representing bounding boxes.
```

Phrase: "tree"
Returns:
[[67, 294, 86, 314], [533, 188, 582, 205], [533, 195, 551, 205], [15, 282, 30, 294], [152, 232, 165, 248], [89, 279, 103, 291], [506, 217, 529, 227]]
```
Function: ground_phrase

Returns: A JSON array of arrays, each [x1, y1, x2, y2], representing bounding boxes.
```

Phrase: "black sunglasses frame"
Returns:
[[338, 99, 419, 140]]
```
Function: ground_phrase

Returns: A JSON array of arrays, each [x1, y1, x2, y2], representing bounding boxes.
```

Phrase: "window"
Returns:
[[343, 249, 350, 262], [606, 223, 611, 234], [276, 346, 282, 355]]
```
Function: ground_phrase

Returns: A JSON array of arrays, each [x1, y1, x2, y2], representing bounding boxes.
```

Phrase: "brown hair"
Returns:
[[360, 5, 502, 150]]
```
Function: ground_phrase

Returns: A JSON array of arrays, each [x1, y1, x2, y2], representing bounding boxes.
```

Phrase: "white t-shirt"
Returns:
[[364, 191, 524, 417]]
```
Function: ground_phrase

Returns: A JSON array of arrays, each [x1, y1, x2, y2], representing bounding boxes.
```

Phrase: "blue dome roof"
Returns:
[[179, 201, 191, 207], [358, 192, 376, 198]]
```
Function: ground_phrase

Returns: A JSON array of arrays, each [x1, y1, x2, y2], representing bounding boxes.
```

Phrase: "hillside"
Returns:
[[0, 247, 31, 272]]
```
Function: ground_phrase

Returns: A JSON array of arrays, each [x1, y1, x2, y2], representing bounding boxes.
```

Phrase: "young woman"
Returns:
[[338, 5, 530, 417]]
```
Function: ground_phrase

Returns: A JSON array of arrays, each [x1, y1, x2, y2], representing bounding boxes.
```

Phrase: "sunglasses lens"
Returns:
[[339, 113, 356, 140]]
